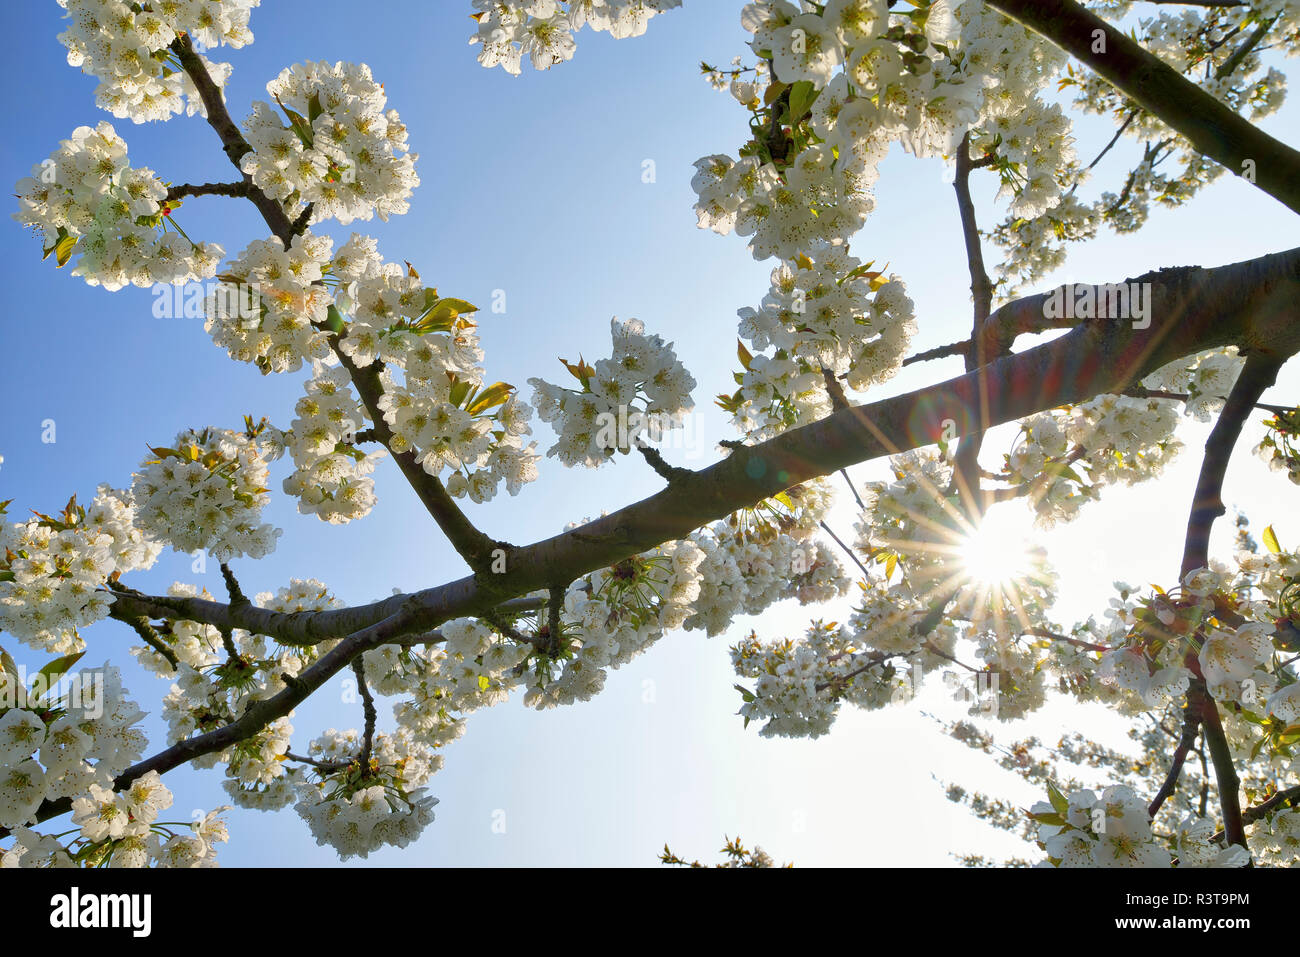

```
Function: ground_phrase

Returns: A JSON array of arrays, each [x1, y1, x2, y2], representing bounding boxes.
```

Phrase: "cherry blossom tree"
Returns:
[[2, 0, 1299, 867]]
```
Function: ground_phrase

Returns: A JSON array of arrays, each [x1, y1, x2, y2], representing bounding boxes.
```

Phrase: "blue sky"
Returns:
[[1, 1, 1298, 866]]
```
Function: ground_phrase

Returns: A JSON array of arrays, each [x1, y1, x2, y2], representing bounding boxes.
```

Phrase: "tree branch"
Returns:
[[1148, 707, 1201, 818], [986, 0, 1300, 214], [97, 248, 1300, 654], [1181, 351, 1286, 578], [1175, 350, 1287, 853], [951, 132, 1002, 517], [352, 658, 378, 772], [165, 181, 251, 201], [170, 37, 505, 573], [14, 246, 1297, 837]]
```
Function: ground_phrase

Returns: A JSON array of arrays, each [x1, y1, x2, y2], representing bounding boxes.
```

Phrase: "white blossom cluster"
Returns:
[[989, 194, 1100, 297], [1249, 806, 1300, 866], [241, 61, 419, 226], [292, 727, 439, 860], [329, 235, 540, 505], [282, 364, 385, 524], [0, 487, 160, 654], [732, 622, 905, 738], [1093, 563, 1297, 720], [384, 618, 530, 741], [469, 0, 683, 75], [727, 241, 915, 440], [0, 664, 144, 824], [691, 1, 1072, 263], [530, 318, 696, 467], [684, 481, 850, 636], [204, 230, 335, 374], [65, 772, 228, 868], [853, 448, 963, 572], [1031, 785, 1249, 868], [742, 244, 915, 385], [0, 664, 230, 868], [56, 0, 255, 123], [996, 373, 1200, 529], [719, 449, 1062, 737], [13, 122, 223, 290], [131, 427, 283, 562], [524, 539, 707, 708]]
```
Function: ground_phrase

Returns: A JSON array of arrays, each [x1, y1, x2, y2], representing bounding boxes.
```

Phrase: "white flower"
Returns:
[[0, 710, 47, 766]]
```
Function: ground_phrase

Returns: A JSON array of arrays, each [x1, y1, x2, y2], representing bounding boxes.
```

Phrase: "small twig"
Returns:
[[546, 585, 564, 657], [124, 616, 179, 671], [818, 520, 870, 579], [283, 751, 350, 774], [165, 181, 251, 201], [289, 203, 315, 237], [821, 365, 852, 411], [1122, 386, 1293, 417], [902, 339, 970, 368], [1148, 706, 1202, 818], [1024, 628, 1112, 654], [352, 658, 378, 772], [1068, 109, 1139, 196], [816, 650, 894, 693], [481, 608, 542, 647], [1195, 742, 1210, 818], [637, 443, 692, 483], [1214, 15, 1277, 81], [839, 469, 865, 510], [220, 562, 250, 607]]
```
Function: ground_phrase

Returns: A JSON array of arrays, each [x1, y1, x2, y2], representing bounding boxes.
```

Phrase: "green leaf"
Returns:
[[34, 650, 85, 694], [477, 674, 490, 693], [428, 297, 478, 322], [1046, 781, 1069, 817], [1055, 465, 1086, 486], [737, 339, 754, 370], [885, 552, 898, 581], [786, 80, 819, 123], [307, 92, 324, 124], [0, 645, 19, 683], [733, 683, 756, 703], [448, 376, 473, 409], [560, 356, 595, 389], [1263, 524, 1281, 555], [467, 381, 514, 416], [53, 234, 77, 267]]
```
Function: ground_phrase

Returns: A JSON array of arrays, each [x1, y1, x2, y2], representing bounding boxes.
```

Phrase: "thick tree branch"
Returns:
[[19, 249, 1290, 838], [986, 0, 1300, 214], [100, 247, 1300, 652], [1181, 351, 1286, 578], [951, 132, 1002, 517], [1174, 350, 1287, 853]]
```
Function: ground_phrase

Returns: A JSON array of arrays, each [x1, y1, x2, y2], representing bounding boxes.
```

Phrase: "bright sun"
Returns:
[[958, 505, 1043, 589]]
